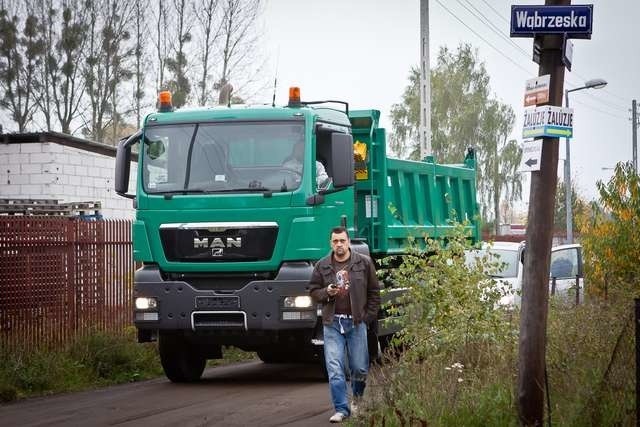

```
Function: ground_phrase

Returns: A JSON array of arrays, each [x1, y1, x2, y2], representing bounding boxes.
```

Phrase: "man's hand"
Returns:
[[327, 283, 339, 297]]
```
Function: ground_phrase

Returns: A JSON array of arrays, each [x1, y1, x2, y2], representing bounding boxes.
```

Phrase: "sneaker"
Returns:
[[329, 412, 347, 423]]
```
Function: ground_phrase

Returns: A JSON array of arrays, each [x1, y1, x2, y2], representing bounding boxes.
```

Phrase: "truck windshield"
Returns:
[[142, 121, 305, 194]]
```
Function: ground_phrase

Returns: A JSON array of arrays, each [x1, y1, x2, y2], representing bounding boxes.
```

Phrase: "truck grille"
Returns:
[[192, 312, 246, 330], [159, 222, 278, 262]]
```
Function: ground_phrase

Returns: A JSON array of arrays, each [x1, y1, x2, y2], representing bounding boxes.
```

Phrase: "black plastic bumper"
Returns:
[[132, 265, 318, 333]]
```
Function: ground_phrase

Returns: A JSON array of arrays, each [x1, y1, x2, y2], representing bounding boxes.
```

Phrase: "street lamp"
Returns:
[[564, 78, 608, 244]]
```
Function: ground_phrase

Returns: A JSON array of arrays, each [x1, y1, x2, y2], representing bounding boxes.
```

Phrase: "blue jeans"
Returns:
[[323, 316, 369, 416]]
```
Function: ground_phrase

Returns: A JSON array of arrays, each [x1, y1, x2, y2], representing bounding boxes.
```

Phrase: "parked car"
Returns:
[[465, 241, 584, 307]]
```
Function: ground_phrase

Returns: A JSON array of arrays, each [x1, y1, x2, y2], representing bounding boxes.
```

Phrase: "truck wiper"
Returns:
[[211, 187, 274, 197]]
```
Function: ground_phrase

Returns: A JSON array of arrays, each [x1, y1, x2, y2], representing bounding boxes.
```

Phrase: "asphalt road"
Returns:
[[0, 361, 340, 427]]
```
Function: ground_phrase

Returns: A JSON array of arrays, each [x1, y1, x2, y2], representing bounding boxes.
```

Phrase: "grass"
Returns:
[[353, 293, 635, 426], [0, 329, 256, 403]]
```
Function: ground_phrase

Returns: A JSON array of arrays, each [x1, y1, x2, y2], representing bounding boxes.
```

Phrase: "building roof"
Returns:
[[2, 131, 120, 158]]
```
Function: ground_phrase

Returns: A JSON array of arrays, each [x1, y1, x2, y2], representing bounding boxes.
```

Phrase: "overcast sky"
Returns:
[[259, 0, 639, 204]]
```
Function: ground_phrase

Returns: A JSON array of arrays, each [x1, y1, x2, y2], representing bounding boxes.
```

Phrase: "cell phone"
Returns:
[[328, 284, 337, 290]]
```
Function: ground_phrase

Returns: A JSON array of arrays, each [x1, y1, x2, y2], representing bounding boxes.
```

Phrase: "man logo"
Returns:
[[211, 248, 224, 256], [193, 237, 242, 249]]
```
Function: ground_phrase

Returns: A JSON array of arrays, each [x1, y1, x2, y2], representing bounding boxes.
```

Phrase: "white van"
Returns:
[[465, 241, 584, 307]]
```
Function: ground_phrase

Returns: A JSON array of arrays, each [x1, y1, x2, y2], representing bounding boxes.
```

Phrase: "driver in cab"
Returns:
[[282, 141, 331, 190]]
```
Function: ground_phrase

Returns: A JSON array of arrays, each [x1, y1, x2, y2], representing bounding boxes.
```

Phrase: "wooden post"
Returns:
[[517, 1, 569, 424]]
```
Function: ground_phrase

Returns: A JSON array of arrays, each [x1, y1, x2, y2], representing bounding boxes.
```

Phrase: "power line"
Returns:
[[436, 0, 630, 116], [433, 0, 534, 76], [569, 98, 628, 121], [466, 0, 629, 112]]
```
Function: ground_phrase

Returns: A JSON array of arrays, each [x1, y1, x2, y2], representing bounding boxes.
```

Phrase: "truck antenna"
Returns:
[[271, 48, 280, 107]]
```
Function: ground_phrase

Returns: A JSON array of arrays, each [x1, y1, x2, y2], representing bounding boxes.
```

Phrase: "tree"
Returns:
[[153, 1, 169, 93], [84, 0, 134, 142], [47, 1, 88, 134], [477, 100, 521, 234], [0, 5, 44, 132], [577, 162, 640, 293], [165, 0, 192, 108], [132, 0, 149, 127], [215, 0, 263, 100], [553, 179, 589, 235], [390, 44, 491, 162], [193, 0, 221, 106], [390, 44, 522, 227]]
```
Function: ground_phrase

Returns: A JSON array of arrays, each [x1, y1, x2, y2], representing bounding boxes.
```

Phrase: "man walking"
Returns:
[[309, 226, 380, 423]]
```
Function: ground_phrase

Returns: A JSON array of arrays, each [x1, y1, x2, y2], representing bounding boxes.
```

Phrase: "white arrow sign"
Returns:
[[519, 139, 543, 172]]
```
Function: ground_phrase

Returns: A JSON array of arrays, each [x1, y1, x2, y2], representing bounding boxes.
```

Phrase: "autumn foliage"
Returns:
[[577, 162, 640, 296]]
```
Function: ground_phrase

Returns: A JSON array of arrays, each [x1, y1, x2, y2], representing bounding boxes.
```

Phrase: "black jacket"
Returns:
[[309, 250, 380, 326]]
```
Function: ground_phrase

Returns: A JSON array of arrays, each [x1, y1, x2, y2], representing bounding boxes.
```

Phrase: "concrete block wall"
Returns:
[[0, 142, 137, 218]]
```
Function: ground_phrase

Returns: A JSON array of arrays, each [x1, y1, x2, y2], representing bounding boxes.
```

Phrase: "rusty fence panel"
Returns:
[[0, 217, 134, 351]]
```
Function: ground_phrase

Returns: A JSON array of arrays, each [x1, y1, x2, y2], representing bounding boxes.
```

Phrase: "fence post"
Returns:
[[575, 275, 580, 306], [551, 277, 556, 296]]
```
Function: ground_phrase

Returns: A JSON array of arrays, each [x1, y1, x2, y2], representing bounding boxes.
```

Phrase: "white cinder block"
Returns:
[[68, 153, 82, 165], [20, 144, 42, 154], [68, 175, 82, 185], [0, 144, 20, 154], [8, 153, 29, 165], [30, 153, 53, 164], [53, 153, 69, 165], [75, 165, 88, 176], [42, 143, 64, 153], [21, 163, 42, 174], [0, 154, 9, 166], [81, 156, 93, 167], [77, 186, 89, 197], [0, 184, 20, 195], [20, 184, 42, 195], [31, 174, 55, 185], [63, 164, 74, 175], [9, 174, 29, 185], [63, 185, 77, 196]]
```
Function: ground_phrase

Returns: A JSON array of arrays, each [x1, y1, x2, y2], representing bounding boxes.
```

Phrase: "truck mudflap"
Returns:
[[132, 264, 318, 332]]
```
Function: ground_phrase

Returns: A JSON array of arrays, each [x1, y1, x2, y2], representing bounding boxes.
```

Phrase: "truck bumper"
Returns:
[[132, 265, 318, 334]]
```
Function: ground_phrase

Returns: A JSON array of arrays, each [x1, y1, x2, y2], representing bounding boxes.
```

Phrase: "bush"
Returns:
[[356, 222, 635, 426], [0, 329, 161, 402]]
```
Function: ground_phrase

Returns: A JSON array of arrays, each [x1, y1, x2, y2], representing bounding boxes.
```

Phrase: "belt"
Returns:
[[334, 314, 352, 319]]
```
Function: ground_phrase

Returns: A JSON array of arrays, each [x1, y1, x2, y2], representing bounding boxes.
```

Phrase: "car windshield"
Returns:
[[465, 248, 520, 278], [142, 121, 305, 194]]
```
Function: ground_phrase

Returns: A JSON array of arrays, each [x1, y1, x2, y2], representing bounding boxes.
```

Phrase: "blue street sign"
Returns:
[[511, 5, 593, 39]]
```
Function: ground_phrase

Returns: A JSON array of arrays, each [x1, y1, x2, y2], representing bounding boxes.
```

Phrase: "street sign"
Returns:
[[523, 106, 574, 139], [562, 36, 574, 71], [519, 139, 543, 172], [510, 5, 593, 39], [524, 75, 550, 107]]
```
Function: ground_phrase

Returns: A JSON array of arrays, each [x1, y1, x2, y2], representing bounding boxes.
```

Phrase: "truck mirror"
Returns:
[[115, 130, 142, 199], [329, 133, 355, 188]]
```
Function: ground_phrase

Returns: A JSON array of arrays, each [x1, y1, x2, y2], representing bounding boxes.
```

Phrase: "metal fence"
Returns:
[[0, 217, 134, 351]]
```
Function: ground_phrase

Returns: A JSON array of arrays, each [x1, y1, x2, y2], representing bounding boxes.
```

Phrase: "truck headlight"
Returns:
[[282, 296, 312, 308], [135, 297, 158, 310]]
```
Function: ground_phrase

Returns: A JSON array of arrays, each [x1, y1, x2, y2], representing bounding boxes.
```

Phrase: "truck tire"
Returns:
[[159, 332, 206, 382]]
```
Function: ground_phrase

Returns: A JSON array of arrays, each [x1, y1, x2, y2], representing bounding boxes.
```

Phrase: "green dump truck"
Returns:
[[115, 88, 479, 382]]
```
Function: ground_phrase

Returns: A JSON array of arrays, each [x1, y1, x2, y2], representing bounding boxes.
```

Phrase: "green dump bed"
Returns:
[[349, 110, 479, 255]]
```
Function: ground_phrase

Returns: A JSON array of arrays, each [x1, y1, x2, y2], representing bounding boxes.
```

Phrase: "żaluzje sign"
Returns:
[[511, 5, 593, 39], [522, 106, 573, 139]]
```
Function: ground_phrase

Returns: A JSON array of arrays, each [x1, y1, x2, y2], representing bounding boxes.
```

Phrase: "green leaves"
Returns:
[[381, 221, 514, 361]]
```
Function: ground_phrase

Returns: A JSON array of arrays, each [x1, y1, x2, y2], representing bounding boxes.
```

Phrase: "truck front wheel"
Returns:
[[159, 332, 206, 382]]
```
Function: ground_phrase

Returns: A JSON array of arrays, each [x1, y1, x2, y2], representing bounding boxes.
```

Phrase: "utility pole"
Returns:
[[517, 0, 568, 424], [419, 0, 431, 159], [633, 99, 637, 173]]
